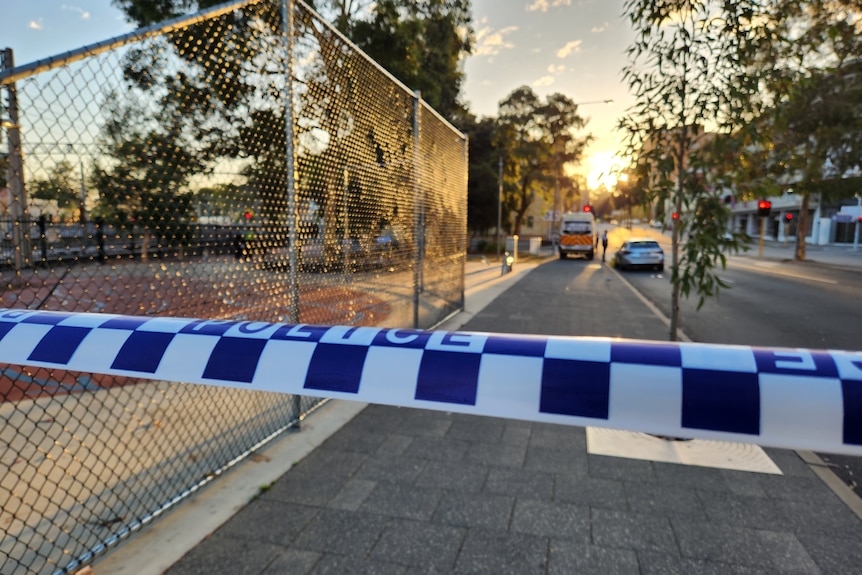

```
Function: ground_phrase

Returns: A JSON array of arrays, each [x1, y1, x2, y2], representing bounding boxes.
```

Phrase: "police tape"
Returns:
[[1, 308, 861, 455]]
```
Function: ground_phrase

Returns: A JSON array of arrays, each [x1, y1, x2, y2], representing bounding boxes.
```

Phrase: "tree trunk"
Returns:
[[794, 191, 810, 261]]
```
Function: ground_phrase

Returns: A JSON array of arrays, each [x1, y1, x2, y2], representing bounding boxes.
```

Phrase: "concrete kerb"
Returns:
[[92, 254, 551, 575], [93, 399, 370, 575]]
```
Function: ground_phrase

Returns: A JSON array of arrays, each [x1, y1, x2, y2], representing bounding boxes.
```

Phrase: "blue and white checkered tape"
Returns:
[[1, 308, 861, 455]]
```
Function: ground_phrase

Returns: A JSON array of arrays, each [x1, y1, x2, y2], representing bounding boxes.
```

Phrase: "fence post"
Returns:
[[282, 0, 299, 325], [460, 136, 467, 311], [2, 48, 32, 271], [412, 91, 422, 329], [282, 0, 302, 425]]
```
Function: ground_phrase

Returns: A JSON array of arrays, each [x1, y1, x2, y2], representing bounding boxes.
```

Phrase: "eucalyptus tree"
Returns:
[[459, 115, 499, 236], [29, 162, 80, 215], [348, 0, 473, 121], [750, 0, 862, 261], [619, 0, 764, 341], [494, 86, 590, 236]]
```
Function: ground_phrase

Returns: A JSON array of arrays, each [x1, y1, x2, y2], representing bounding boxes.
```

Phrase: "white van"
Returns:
[[558, 212, 595, 260]]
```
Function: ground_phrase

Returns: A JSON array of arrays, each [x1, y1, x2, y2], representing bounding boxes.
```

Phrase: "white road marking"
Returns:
[[728, 260, 838, 285]]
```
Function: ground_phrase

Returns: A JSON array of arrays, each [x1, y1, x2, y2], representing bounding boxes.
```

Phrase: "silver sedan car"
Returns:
[[614, 238, 664, 271]]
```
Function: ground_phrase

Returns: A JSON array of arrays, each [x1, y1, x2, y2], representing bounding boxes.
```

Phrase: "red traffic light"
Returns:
[[784, 213, 793, 221], [583, 205, 592, 213], [671, 212, 679, 220], [758, 200, 772, 210]]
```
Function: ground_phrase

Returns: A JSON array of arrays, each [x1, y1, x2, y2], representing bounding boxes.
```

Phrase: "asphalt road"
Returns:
[[600, 226, 862, 502]]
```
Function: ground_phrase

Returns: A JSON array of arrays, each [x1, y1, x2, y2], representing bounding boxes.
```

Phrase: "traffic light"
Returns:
[[583, 205, 592, 213], [757, 200, 771, 218], [671, 212, 679, 220], [784, 213, 793, 221], [243, 210, 253, 221]]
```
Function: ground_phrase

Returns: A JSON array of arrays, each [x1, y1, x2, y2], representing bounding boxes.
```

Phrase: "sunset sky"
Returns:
[[3, 0, 637, 189]]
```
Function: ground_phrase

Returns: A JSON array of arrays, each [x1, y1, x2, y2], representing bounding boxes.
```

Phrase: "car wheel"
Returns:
[[588, 250, 594, 260], [559, 250, 566, 259], [658, 264, 664, 272]]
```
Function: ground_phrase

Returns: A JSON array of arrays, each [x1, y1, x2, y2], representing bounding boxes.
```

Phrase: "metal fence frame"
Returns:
[[0, 1, 467, 573]]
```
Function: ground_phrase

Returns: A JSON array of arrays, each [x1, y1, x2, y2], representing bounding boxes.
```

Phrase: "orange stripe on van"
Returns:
[[560, 235, 593, 246]]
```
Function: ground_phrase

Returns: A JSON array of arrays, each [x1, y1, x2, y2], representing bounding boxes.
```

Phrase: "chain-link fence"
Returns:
[[0, 1, 467, 573]]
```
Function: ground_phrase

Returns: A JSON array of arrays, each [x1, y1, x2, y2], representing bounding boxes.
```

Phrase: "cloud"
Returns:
[[473, 24, 518, 56], [29, 19, 44, 30], [530, 64, 565, 88], [526, 0, 572, 13], [556, 40, 583, 58], [591, 22, 608, 33], [62, 5, 91, 20]]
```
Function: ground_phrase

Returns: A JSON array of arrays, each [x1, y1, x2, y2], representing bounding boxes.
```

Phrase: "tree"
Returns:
[[92, 91, 200, 249], [495, 86, 590, 235], [749, 0, 862, 261], [112, 0, 474, 266], [457, 115, 498, 236], [113, 0, 473, 123], [620, 0, 762, 341], [111, 0, 225, 27], [29, 161, 80, 216], [347, 0, 473, 121]]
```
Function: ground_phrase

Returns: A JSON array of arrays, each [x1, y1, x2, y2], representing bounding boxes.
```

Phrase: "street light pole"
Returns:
[[497, 156, 502, 260]]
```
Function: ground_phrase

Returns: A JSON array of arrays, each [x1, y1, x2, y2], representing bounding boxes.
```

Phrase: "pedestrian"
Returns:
[[233, 233, 246, 261], [95, 217, 106, 264], [601, 230, 608, 261], [595, 233, 599, 249]]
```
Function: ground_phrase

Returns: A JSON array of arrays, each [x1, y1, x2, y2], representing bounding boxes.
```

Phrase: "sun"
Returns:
[[585, 150, 624, 190]]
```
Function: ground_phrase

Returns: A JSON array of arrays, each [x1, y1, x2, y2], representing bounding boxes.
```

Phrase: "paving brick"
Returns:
[[588, 454, 656, 483], [308, 553, 407, 574], [432, 491, 514, 531], [623, 482, 707, 519], [454, 528, 548, 574], [354, 454, 427, 484], [403, 435, 471, 462], [524, 445, 588, 475], [463, 441, 526, 468], [671, 520, 820, 574], [291, 508, 390, 556], [510, 498, 590, 541], [371, 518, 464, 569], [168, 533, 285, 575], [327, 478, 377, 512], [548, 541, 639, 575], [262, 470, 349, 507], [414, 460, 488, 492], [555, 475, 628, 511], [359, 483, 443, 521], [216, 499, 318, 545], [485, 467, 554, 500], [590, 508, 678, 554]]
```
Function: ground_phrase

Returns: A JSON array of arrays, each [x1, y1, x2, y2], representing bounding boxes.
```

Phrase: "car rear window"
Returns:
[[629, 241, 660, 249]]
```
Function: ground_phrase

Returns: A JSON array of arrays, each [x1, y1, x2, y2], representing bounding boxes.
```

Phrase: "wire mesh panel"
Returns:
[[0, 1, 467, 573]]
